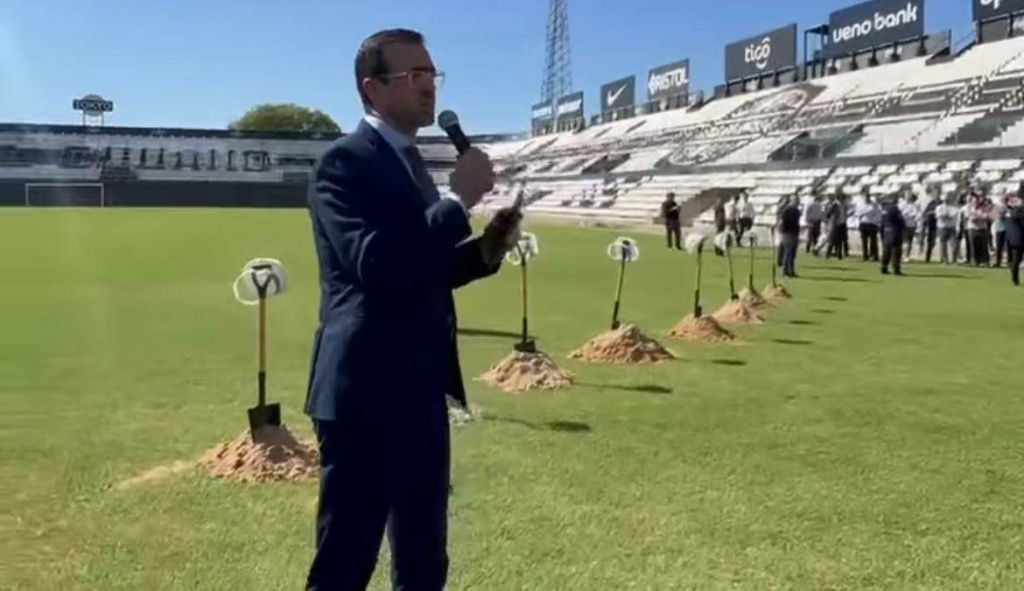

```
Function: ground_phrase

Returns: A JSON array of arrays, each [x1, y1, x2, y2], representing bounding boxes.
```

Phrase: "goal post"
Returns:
[[24, 183, 106, 207]]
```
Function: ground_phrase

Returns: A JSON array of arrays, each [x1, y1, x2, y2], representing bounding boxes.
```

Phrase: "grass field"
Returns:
[[3, 208, 1023, 590]]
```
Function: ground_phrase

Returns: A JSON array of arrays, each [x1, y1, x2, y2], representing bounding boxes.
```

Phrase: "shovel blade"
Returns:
[[247, 403, 281, 436], [513, 339, 537, 354]]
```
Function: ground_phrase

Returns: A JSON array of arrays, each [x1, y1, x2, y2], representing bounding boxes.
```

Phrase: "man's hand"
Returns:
[[480, 205, 523, 265], [449, 148, 495, 211]]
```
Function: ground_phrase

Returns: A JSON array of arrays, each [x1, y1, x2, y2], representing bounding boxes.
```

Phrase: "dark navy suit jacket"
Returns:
[[304, 120, 499, 422]]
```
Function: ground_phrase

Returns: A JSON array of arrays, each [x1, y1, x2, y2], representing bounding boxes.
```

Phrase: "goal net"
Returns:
[[24, 183, 106, 207]]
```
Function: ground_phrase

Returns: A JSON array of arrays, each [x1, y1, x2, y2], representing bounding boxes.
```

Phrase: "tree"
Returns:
[[229, 103, 341, 134]]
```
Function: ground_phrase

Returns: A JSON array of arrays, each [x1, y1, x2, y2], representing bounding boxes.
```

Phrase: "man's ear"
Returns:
[[360, 77, 379, 107]]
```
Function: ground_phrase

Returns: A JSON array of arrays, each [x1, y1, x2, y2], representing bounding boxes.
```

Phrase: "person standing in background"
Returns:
[[661, 191, 682, 250], [713, 197, 727, 256], [737, 192, 755, 243], [991, 193, 1009, 268], [968, 193, 991, 267], [881, 195, 906, 276], [824, 192, 845, 260], [1004, 194, 1023, 286], [727, 194, 741, 238], [841, 193, 853, 257], [804, 193, 824, 255], [920, 188, 941, 263], [935, 195, 959, 265], [955, 193, 971, 265], [857, 194, 881, 262], [900, 191, 921, 263], [778, 195, 802, 278]]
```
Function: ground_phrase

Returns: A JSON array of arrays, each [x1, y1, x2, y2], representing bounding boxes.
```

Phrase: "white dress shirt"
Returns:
[[935, 204, 957, 230], [363, 112, 467, 213], [900, 201, 921, 228], [991, 202, 1007, 233], [857, 202, 882, 225], [740, 201, 754, 219], [363, 111, 416, 179]]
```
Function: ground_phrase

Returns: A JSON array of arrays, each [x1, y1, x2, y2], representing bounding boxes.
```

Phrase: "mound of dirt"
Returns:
[[738, 287, 768, 309], [668, 314, 735, 343], [712, 299, 764, 325], [480, 350, 573, 393], [763, 284, 792, 300], [569, 324, 675, 363], [199, 424, 319, 484]]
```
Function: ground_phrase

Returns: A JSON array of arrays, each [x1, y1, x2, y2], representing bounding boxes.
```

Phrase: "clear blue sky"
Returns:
[[0, 0, 974, 135]]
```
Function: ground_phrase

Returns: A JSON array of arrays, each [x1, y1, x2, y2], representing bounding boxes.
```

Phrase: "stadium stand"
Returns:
[[3, 28, 1023, 223], [484, 34, 1024, 230]]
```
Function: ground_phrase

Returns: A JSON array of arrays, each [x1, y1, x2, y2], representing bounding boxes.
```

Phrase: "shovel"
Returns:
[[247, 265, 281, 437], [693, 241, 705, 318], [725, 236, 738, 301], [747, 235, 757, 292], [513, 243, 537, 354], [610, 242, 630, 330]]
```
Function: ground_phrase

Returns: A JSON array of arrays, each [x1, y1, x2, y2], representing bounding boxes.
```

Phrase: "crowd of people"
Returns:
[[664, 183, 1024, 286], [773, 183, 1024, 285]]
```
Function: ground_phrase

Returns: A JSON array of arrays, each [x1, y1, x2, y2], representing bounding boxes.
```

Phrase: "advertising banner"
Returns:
[[600, 75, 636, 114], [555, 91, 584, 124], [973, 0, 1024, 21], [825, 0, 925, 58], [530, 101, 553, 126], [647, 59, 691, 101], [724, 24, 798, 81]]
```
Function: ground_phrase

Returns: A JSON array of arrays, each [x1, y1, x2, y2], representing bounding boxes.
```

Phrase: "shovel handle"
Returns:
[[748, 240, 756, 291], [611, 256, 626, 329], [247, 266, 275, 410], [258, 295, 267, 406], [726, 248, 738, 300], [770, 226, 778, 287], [520, 255, 529, 346], [694, 250, 704, 318]]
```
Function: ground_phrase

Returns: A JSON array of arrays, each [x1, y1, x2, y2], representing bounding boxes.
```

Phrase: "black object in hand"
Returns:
[[438, 110, 471, 156]]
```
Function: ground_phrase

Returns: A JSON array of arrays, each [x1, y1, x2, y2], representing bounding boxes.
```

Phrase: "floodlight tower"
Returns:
[[540, 0, 572, 104]]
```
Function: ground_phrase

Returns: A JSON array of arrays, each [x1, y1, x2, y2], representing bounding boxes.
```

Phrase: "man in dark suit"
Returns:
[[713, 197, 727, 256], [661, 191, 681, 249], [303, 28, 520, 590], [824, 192, 846, 260], [880, 195, 906, 276], [778, 195, 802, 278], [1005, 194, 1023, 286]]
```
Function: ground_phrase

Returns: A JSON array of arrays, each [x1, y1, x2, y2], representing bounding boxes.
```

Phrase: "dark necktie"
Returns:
[[402, 145, 440, 206]]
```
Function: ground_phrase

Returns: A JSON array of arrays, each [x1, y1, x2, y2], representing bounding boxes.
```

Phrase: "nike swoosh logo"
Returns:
[[606, 85, 626, 106]]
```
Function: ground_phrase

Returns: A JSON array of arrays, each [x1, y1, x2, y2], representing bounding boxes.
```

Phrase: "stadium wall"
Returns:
[[0, 180, 307, 208]]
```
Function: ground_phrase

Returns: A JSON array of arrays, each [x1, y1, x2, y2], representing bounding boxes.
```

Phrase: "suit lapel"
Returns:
[[357, 120, 431, 210]]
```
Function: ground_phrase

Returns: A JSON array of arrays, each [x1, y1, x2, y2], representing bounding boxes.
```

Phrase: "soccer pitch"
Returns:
[[2, 208, 1023, 590]]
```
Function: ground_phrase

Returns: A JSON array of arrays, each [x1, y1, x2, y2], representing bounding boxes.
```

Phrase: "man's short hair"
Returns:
[[354, 28, 425, 108]]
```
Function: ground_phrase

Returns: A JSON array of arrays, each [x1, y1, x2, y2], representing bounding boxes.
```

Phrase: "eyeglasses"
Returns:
[[377, 69, 445, 88]]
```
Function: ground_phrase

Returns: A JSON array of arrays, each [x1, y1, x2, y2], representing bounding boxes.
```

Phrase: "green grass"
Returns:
[[3, 208, 1023, 590]]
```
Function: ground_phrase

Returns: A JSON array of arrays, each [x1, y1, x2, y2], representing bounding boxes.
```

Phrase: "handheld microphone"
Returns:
[[437, 110, 471, 156]]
